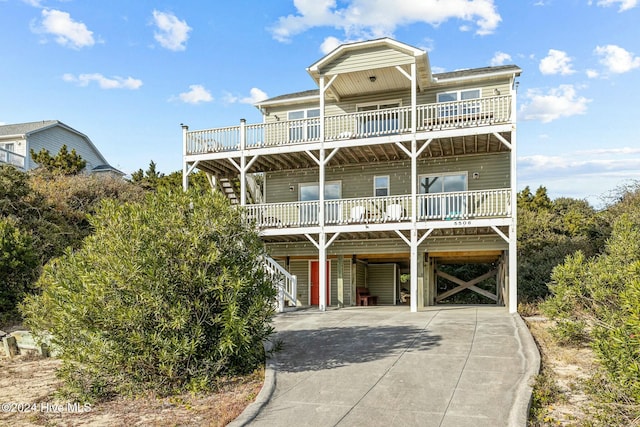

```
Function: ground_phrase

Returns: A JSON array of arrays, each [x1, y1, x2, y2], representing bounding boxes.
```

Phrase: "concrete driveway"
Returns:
[[231, 306, 539, 427]]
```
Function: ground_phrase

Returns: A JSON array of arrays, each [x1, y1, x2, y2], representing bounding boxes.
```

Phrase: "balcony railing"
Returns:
[[185, 95, 512, 155], [244, 189, 511, 228], [0, 148, 26, 169]]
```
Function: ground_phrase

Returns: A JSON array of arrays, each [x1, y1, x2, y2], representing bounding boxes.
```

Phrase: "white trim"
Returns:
[[308, 259, 332, 306], [418, 171, 469, 193], [373, 175, 390, 197], [356, 98, 403, 111]]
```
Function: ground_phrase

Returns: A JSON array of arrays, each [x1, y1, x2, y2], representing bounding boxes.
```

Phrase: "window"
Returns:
[[0, 143, 14, 164], [356, 100, 401, 135], [419, 173, 467, 219], [374, 175, 389, 197], [299, 181, 342, 223], [288, 108, 320, 142], [437, 89, 481, 117]]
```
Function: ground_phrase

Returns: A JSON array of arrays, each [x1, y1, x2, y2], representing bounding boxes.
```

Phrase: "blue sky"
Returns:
[[1, 0, 639, 206]]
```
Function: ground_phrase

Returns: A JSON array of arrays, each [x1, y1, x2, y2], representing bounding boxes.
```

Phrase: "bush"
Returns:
[[22, 189, 276, 401], [0, 218, 38, 323], [542, 214, 640, 402]]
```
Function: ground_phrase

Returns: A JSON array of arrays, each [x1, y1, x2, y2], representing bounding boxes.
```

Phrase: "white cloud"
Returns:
[[586, 69, 599, 78], [595, 0, 638, 12], [34, 9, 95, 49], [539, 49, 575, 75], [176, 85, 213, 104], [519, 85, 590, 123], [518, 152, 640, 206], [63, 73, 143, 89], [152, 10, 191, 51], [320, 36, 343, 55], [490, 51, 511, 66], [21, 0, 43, 6], [224, 88, 269, 105], [271, 0, 501, 42], [594, 44, 640, 74], [240, 88, 268, 104]]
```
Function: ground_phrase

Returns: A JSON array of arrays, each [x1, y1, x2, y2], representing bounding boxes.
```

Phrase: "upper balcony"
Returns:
[[185, 95, 513, 159], [0, 147, 25, 170]]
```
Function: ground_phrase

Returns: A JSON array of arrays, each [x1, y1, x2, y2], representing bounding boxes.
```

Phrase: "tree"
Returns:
[[517, 187, 601, 302], [0, 218, 38, 322], [22, 189, 276, 401], [130, 160, 163, 190], [30, 145, 87, 175]]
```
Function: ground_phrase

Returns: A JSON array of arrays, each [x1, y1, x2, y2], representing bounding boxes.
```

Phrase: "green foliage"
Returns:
[[131, 161, 211, 194], [542, 209, 640, 402], [517, 186, 602, 302], [0, 218, 38, 322], [0, 165, 145, 325], [21, 189, 276, 401], [30, 144, 87, 175]]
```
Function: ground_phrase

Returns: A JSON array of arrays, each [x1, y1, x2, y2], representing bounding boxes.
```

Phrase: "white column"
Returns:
[[181, 124, 189, 191], [319, 75, 327, 311], [240, 119, 247, 206], [319, 233, 327, 311], [411, 63, 417, 133], [410, 229, 418, 313], [508, 77, 518, 313]]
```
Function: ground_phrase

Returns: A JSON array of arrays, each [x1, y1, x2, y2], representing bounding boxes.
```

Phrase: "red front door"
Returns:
[[310, 261, 330, 305]]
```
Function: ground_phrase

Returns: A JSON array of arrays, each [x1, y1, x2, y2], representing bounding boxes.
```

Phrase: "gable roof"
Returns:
[[0, 120, 61, 137], [257, 65, 521, 107], [0, 120, 122, 175]]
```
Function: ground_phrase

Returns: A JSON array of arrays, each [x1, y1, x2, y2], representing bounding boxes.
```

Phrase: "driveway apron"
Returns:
[[240, 306, 538, 427]]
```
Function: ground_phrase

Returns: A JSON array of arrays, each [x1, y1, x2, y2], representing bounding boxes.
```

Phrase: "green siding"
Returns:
[[289, 260, 309, 305], [367, 264, 396, 305], [322, 46, 413, 75], [265, 152, 510, 203]]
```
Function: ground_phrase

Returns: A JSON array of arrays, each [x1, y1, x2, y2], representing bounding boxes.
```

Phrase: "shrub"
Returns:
[[542, 214, 640, 402], [0, 218, 38, 323], [22, 189, 276, 401]]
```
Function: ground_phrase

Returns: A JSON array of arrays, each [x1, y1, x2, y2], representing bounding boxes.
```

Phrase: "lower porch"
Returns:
[[267, 230, 512, 311]]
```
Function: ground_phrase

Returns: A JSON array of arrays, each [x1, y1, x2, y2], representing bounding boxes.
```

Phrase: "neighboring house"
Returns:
[[182, 38, 521, 313], [0, 120, 122, 175]]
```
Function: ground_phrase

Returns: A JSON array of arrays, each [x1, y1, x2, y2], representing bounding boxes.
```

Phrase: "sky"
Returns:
[[1, 0, 639, 207]]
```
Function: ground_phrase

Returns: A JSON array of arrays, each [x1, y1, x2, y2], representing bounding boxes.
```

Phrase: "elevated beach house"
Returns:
[[181, 38, 521, 313]]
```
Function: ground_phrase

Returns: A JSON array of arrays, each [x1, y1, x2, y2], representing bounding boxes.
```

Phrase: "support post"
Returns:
[[337, 255, 344, 308], [508, 77, 518, 313], [240, 119, 247, 206], [319, 233, 327, 311], [181, 124, 189, 191], [410, 229, 418, 312]]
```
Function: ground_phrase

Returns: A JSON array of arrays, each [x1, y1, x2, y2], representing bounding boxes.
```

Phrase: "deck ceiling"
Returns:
[[261, 227, 505, 243], [195, 132, 512, 177]]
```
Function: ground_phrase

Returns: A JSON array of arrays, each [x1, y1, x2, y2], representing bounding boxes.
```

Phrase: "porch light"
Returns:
[[369, 76, 376, 82]]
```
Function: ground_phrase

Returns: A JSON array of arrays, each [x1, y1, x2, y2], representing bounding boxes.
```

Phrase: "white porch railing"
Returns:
[[417, 189, 511, 220], [263, 256, 297, 312], [185, 95, 513, 155], [245, 189, 510, 228], [0, 148, 26, 169]]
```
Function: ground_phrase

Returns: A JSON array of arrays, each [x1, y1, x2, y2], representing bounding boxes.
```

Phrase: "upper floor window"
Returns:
[[288, 108, 320, 142], [0, 143, 15, 163], [374, 175, 389, 197], [437, 89, 481, 117], [356, 100, 401, 136]]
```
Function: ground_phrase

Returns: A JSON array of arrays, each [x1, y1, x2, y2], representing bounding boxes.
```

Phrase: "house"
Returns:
[[181, 38, 521, 313], [0, 120, 122, 175]]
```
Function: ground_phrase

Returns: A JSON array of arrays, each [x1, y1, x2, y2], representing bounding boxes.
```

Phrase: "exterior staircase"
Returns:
[[264, 256, 297, 312], [218, 177, 239, 205], [216, 174, 263, 205]]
